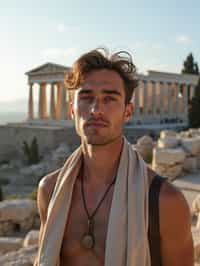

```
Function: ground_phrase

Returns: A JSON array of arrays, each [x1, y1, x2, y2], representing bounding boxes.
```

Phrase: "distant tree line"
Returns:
[[181, 53, 200, 128]]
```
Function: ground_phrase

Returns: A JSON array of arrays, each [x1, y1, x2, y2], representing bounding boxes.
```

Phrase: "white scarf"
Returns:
[[36, 138, 151, 266]]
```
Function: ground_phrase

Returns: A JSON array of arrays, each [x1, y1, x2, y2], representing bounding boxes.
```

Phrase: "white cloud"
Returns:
[[133, 41, 145, 48], [57, 23, 79, 33], [137, 57, 180, 74], [131, 41, 162, 52], [62, 48, 77, 57], [151, 43, 162, 50], [176, 34, 191, 44], [57, 23, 66, 33], [41, 47, 77, 59]]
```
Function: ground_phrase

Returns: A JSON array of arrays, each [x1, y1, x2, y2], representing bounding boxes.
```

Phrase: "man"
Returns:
[[35, 49, 193, 266]]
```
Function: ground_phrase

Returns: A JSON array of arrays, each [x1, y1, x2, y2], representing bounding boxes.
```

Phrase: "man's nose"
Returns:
[[90, 99, 103, 116]]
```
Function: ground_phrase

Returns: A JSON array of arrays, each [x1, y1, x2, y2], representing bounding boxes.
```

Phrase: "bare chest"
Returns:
[[60, 180, 114, 266]]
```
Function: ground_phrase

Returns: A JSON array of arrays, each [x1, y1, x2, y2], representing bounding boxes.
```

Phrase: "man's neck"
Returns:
[[81, 137, 123, 186]]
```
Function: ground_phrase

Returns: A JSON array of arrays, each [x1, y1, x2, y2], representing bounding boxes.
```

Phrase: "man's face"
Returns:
[[71, 69, 133, 146]]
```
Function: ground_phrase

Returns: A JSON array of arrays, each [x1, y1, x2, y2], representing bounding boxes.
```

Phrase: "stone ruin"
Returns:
[[1, 129, 200, 264], [152, 128, 200, 181], [135, 128, 200, 181], [136, 128, 200, 263], [0, 199, 39, 265]]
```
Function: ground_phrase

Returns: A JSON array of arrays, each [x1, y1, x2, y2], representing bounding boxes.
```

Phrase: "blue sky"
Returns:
[[0, 0, 200, 103]]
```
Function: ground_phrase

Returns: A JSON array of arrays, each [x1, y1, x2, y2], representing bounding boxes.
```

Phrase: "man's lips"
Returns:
[[85, 120, 109, 127]]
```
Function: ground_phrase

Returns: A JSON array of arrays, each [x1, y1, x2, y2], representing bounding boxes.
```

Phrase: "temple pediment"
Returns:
[[26, 63, 70, 76]]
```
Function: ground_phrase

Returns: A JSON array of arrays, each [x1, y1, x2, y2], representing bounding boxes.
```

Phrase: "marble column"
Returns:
[[147, 81, 152, 116], [174, 83, 180, 119], [61, 87, 67, 120], [168, 82, 173, 119], [163, 82, 169, 116], [28, 83, 34, 120], [38, 83, 47, 119], [179, 85, 184, 114], [151, 81, 157, 118], [159, 82, 164, 121], [143, 80, 148, 122], [50, 83, 56, 119], [56, 82, 64, 119]]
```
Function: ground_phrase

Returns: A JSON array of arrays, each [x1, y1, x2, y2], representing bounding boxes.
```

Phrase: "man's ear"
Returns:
[[124, 102, 134, 123]]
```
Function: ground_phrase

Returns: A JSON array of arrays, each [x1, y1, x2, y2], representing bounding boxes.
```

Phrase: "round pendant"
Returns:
[[81, 233, 95, 249]]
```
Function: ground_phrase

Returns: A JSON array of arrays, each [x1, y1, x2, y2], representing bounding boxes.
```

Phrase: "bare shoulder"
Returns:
[[159, 181, 191, 235], [37, 168, 61, 222], [159, 180, 194, 265], [38, 168, 61, 194]]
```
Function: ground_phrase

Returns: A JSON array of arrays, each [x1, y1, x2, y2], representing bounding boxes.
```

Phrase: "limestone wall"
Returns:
[[0, 124, 80, 162], [0, 123, 162, 162]]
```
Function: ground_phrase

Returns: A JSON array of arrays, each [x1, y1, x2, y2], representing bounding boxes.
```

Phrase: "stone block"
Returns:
[[0, 245, 37, 265], [192, 227, 200, 262], [135, 136, 154, 163], [137, 135, 154, 146], [153, 147, 186, 166], [179, 131, 190, 138], [188, 128, 200, 137], [157, 136, 179, 149], [0, 237, 22, 253], [183, 156, 198, 173], [152, 162, 182, 181], [23, 230, 39, 247], [181, 137, 200, 156], [160, 130, 177, 139], [0, 199, 37, 223], [192, 194, 200, 214], [0, 221, 14, 236]]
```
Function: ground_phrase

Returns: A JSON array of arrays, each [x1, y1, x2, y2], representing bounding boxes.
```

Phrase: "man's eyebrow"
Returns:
[[78, 89, 92, 95], [102, 89, 122, 96], [78, 88, 122, 96]]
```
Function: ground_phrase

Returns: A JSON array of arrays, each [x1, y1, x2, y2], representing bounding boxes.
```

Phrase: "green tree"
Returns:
[[181, 53, 200, 127], [189, 77, 200, 128], [182, 53, 199, 75]]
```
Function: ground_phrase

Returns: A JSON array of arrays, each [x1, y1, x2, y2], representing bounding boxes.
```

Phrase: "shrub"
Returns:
[[189, 77, 200, 128], [0, 160, 9, 165], [27, 188, 37, 201], [5, 194, 22, 200], [22, 137, 40, 165], [0, 177, 10, 186], [0, 186, 3, 201]]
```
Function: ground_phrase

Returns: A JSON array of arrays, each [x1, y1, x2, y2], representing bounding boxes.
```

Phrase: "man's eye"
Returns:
[[104, 96, 116, 102]]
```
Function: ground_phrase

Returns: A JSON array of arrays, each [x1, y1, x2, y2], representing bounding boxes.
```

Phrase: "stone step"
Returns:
[[173, 173, 200, 192], [2, 185, 36, 198], [0, 237, 23, 254]]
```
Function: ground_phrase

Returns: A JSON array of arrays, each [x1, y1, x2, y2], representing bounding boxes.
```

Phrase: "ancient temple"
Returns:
[[26, 63, 199, 127], [133, 71, 198, 126], [26, 62, 70, 123]]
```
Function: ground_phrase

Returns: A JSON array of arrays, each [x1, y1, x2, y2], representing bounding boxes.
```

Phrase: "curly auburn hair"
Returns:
[[65, 48, 138, 104]]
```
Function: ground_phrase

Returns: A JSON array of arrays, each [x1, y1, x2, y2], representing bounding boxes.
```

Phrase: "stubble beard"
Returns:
[[81, 127, 123, 147], [76, 117, 124, 147]]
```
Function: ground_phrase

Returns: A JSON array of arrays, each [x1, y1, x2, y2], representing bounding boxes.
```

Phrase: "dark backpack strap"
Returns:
[[148, 175, 167, 266]]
